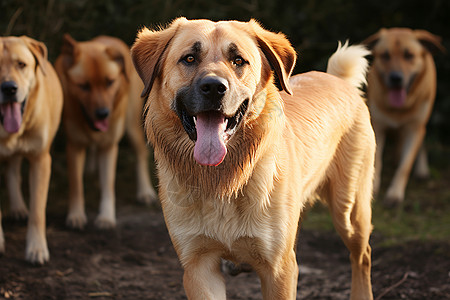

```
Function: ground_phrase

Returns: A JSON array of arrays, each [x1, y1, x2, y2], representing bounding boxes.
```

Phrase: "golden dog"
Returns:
[[0, 36, 63, 264], [54, 35, 156, 229], [363, 28, 445, 206], [132, 18, 375, 300]]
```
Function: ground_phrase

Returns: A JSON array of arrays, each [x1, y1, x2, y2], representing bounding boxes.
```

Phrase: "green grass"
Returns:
[[301, 166, 450, 247]]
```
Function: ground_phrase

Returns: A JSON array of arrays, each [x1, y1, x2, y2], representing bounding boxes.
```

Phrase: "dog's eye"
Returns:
[[17, 61, 27, 69], [233, 56, 246, 67], [404, 50, 414, 61], [183, 55, 196, 64], [79, 82, 91, 91], [380, 51, 390, 61], [106, 78, 114, 87]]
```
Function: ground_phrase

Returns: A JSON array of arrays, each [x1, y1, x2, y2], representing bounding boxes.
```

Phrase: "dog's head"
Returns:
[[364, 28, 445, 109], [59, 34, 129, 132], [0, 36, 48, 134], [132, 18, 296, 166]]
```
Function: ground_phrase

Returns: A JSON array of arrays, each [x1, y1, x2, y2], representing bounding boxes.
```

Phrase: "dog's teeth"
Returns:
[[193, 116, 197, 125]]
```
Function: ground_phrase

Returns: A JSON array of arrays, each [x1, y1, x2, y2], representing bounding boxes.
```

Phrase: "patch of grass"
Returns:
[[301, 175, 450, 247]]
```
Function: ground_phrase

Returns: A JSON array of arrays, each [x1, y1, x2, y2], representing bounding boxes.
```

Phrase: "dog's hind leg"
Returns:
[[326, 128, 374, 300], [7, 155, 28, 219], [126, 114, 157, 205], [414, 143, 430, 179]]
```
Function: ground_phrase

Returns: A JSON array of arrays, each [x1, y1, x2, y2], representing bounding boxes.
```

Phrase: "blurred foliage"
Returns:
[[1, 0, 450, 142]]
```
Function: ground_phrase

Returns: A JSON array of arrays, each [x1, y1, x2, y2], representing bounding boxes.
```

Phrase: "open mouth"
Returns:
[[0, 99, 26, 133], [79, 104, 109, 132], [178, 99, 249, 166], [179, 99, 249, 142]]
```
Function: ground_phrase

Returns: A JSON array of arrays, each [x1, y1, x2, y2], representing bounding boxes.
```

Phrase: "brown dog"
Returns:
[[132, 18, 375, 299], [363, 28, 445, 206], [54, 35, 156, 229], [0, 36, 63, 264]]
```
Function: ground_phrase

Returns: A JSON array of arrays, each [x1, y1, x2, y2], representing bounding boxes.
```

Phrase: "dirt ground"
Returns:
[[0, 140, 450, 300]]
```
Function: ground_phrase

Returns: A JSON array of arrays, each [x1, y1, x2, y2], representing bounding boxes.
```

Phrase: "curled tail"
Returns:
[[326, 41, 370, 92]]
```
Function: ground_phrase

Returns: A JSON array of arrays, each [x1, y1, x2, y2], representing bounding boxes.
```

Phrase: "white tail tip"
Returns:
[[326, 41, 370, 91]]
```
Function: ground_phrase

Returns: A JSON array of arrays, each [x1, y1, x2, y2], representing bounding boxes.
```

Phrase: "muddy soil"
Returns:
[[0, 141, 449, 300]]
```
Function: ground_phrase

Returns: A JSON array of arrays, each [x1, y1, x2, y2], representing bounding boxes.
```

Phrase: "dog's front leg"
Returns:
[[6, 155, 28, 219], [26, 151, 51, 264], [385, 125, 425, 206], [258, 249, 298, 300], [183, 252, 226, 300], [66, 142, 87, 229], [95, 144, 118, 229]]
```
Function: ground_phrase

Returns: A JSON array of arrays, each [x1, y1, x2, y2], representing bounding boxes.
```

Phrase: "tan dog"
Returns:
[[363, 28, 445, 206], [0, 36, 63, 264], [54, 35, 156, 229], [132, 18, 375, 300]]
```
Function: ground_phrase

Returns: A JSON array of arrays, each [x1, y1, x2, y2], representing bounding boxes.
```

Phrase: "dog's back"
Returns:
[[281, 43, 373, 207]]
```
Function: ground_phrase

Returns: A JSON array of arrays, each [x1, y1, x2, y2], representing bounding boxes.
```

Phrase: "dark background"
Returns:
[[1, 0, 450, 144]]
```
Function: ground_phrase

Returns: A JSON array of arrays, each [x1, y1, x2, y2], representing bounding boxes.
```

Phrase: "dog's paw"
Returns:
[[66, 212, 88, 229], [414, 169, 430, 181], [9, 206, 29, 220], [94, 215, 116, 229], [383, 194, 403, 208], [137, 187, 158, 206], [137, 192, 158, 206], [25, 239, 49, 265], [383, 186, 405, 208]]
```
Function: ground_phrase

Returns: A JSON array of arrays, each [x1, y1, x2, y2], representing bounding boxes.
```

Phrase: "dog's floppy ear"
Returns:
[[250, 20, 296, 95], [20, 36, 48, 76], [105, 47, 130, 82], [414, 30, 446, 55], [60, 33, 79, 69], [131, 17, 186, 98]]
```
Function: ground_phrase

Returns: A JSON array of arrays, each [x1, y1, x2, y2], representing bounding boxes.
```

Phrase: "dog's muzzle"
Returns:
[[1, 81, 19, 102], [387, 71, 404, 89], [0, 80, 26, 133], [175, 75, 249, 166]]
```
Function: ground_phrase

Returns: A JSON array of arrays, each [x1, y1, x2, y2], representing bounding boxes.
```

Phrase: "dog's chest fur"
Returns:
[[0, 127, 48, 157], [161, 155, 282, 258]]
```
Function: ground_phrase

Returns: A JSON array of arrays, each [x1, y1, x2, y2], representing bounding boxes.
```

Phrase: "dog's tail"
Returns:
[[326, 41, 370, 92]]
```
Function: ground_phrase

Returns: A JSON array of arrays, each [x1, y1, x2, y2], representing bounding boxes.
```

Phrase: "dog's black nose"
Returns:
[[388, 71, 403, 88], [1, 81, 18, 96], [198, 76, 229, 101], [95, 107, 110, 120]]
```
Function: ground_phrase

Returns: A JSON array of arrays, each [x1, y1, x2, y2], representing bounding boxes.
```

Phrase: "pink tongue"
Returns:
[[94, 119, 109, 132], [388, 89, 407, 108], [1, 102, 22, 133], [194, 112, 228, 166]]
